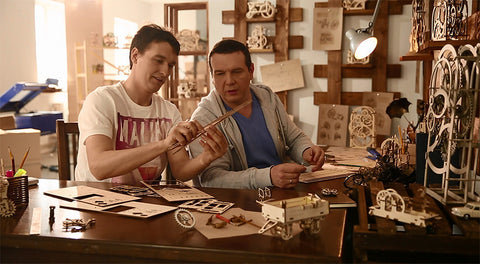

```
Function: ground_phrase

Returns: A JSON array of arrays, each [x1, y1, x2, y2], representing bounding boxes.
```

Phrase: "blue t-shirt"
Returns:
[[224, 93, 281, 169]]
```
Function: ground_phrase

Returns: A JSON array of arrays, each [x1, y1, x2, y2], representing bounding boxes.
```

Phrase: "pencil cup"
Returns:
[[7, 176, 29, 207]]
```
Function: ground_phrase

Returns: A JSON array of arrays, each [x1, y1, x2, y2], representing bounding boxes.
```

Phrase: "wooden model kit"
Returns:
[[247, 25, 272, 50], [0, 176, 15, 217], [348, 106, 376, 148], [141, 180, 213, 202], [63, 218, 96, 232], [369, 188, 438, 227], [246, 0, 276, 19], [44, 185, 140, 206], [60, 201, 176, 219], [258, 193, 329, 240], [342, 0, 366, 10], [44, 185, 176, 218], [174, 209, 196, 229], [178, 199, 234, 214], [424, 44, 479, 204]]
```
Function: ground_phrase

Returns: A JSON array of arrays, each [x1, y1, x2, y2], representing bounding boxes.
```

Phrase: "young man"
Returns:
[[189, 39, 325, 189], [75, 24, 227, 184]]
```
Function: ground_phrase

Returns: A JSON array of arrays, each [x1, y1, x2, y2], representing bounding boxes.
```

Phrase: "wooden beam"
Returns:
[[325, 0, 343, 105], [274, 0, 290, 62], [313, 64, 402, 78], [222, 10, 235, 24], [288, 35, 303, 49], [234, 0, 247, 43], [289, 7, 303, 22], [371, 0, 389, 92], [313, 91, 401, 106], [315, 0, 410, 15]]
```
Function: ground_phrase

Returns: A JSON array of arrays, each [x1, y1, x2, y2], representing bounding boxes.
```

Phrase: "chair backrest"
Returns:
[[56, 119, 79, 180]]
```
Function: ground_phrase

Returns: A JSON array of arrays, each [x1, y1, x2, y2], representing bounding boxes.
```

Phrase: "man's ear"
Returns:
[[131, 47, 139, 65]]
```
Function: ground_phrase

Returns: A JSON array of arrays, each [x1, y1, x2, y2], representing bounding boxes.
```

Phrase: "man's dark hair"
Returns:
[[129, 24, 180, 69], [208, 39, 252, 74]]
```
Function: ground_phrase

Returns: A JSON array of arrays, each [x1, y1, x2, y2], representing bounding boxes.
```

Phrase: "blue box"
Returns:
[[15, 111, 63, 135]]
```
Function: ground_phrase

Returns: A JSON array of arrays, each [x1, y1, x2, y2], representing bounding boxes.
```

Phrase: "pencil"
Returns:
[[19, 147, 30, 169], [8, 146, 15, 173]]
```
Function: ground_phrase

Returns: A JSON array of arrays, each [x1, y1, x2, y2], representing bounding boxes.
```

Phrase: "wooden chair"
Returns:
[[56, 119, 79, 180]]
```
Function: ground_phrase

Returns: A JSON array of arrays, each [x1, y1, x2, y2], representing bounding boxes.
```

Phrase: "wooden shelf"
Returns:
[[179, 50, 208, 56], [399, 52, 433, 61], [246, 17, 275, 23], [250, 48, 274, 53], [418, 39, 480, 52]]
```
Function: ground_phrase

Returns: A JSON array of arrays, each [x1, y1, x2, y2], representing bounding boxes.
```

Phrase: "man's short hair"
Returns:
[[208, 39, 252, 74], [129, 24, 180, 69]]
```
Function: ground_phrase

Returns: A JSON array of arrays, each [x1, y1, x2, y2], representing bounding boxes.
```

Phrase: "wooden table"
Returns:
[[1, 179, 349, 263]]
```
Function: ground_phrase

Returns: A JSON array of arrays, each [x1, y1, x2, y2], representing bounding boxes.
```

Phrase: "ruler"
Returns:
[[30, 207, 41, 235]]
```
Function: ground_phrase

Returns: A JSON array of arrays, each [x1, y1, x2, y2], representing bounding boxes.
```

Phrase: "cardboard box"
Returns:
[[0, 113, 16, 130], [0, 128, 41, 177]]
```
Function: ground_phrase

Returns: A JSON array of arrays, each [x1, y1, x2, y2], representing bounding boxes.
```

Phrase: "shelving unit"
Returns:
[[164, 2, 209, 120], [72, 42, 130, 119], [312, 0, 409, 143], [222, 0, 304, 108], [399, 1, 480, 103]]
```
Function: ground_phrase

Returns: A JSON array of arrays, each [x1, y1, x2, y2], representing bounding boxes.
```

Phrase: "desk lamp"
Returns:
[[345, 0, 382, 59]]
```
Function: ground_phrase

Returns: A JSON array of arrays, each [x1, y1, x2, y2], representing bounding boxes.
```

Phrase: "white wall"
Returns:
[[0, 0, 419, 144]]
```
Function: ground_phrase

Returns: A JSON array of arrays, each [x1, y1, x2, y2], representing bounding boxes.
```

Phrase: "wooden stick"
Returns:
[[1, 158, 5, 177], [168, 100, 252, 152]]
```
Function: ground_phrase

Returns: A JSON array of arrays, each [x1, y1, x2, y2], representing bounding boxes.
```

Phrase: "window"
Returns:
[[35, 0, 67, 88]]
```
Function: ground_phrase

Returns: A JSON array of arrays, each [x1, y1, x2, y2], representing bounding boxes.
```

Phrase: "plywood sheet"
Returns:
[[317, 104, 349, 146], [260, 59, 304, 92], [362, 92, 394, 136], [313, 7, 343, 50]]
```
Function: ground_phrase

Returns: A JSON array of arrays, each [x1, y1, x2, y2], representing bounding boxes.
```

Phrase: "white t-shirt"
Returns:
[[75, 82, 181, 184]]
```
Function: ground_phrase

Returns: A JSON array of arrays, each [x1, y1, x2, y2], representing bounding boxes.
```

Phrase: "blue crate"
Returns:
[[15, 111, 63, 135]]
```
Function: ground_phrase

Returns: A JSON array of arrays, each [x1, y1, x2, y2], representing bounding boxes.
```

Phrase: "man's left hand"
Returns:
[[302, 146, 325, 172]]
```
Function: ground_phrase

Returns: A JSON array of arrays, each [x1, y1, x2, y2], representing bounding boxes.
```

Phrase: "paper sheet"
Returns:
[[192, 208, 302, 239]]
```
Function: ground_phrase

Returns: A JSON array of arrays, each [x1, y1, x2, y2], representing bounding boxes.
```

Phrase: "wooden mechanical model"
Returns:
[[257, 193, 329, 240], [369, 188, 438, 227]]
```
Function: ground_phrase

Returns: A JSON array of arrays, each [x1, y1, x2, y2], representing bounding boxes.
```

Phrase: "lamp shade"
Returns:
[[345, 29, 378, 60]]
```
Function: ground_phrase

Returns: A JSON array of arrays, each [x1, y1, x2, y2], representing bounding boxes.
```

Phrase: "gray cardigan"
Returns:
[[189, 84, 313, 189]]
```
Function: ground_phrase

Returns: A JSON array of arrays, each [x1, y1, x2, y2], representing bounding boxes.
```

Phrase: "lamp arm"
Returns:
[[367, 0, 383, 34]]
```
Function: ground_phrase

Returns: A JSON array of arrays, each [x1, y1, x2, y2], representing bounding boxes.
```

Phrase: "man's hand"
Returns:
[[198, 126, 228, 165], [302, 145, 325, 172], [270, 163, 306, 188], [165, 120, 203, 149]]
